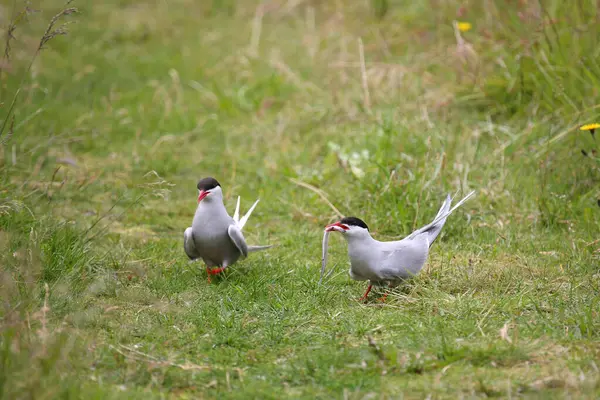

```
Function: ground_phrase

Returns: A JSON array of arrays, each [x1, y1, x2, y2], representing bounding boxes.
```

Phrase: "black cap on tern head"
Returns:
[[340, 216, 369, 230], [197, 177, 221, 191]]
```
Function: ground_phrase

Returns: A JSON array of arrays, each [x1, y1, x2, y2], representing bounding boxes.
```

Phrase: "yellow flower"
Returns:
[[579, 123, 600, 131], [457, 22, 472, 32]]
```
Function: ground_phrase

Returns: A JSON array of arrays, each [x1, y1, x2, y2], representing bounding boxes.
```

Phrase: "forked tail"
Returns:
[[426, 194, 452, 246], [233, 196, 260, 230], [232, 197, 272, 252], [408, 191, 476, 245]]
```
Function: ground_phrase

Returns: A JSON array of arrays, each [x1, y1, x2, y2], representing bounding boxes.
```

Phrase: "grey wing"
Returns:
[[378, 238, 429, 280], [184, 227, 201, 260], [227, 224, 249, 258]]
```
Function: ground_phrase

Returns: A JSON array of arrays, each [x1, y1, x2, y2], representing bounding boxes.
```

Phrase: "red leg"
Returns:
[[206, 266, 226, 282], [359, 284, 373, 302]]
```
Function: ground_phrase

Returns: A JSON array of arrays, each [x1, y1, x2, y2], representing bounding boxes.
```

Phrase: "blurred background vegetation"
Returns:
[[1, 0, 599, 398]]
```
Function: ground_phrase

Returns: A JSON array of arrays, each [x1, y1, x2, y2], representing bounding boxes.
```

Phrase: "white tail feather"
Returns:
[[233, 196, 241, 223], [238, 198, 260, 230], [408, 190, 476, 239], [248, 244, 273, 253]]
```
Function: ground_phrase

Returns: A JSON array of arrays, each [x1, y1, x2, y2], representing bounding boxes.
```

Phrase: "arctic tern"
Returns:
[[321, 191, 475, 301], [184, 177, 271, 281]]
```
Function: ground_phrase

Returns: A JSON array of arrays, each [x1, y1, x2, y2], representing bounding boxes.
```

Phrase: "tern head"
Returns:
[[196, 177, 223, 204], [325, 217, 370, 238]]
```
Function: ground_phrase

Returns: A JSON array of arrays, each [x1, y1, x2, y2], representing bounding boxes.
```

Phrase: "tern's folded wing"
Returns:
[[378, 239, 429, 280], [227, 224, 249, 258], [184, 227, 201, 260]]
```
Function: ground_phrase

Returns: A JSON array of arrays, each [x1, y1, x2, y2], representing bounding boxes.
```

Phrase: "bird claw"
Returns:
[[206, 266, 226, 283], [208, 267, 226, 275], [377, 293, 389, 303]]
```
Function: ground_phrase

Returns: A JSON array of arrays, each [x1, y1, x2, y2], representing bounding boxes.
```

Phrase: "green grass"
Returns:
[[1, 0, 599, 398]]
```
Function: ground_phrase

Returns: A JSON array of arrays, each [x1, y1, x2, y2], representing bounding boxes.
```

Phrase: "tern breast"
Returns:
[[191, 202, 240, 267]]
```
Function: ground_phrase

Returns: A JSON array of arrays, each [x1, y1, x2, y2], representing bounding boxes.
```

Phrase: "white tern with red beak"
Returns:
[[184, 177, 271, 280], [321, 191, 475, 301]]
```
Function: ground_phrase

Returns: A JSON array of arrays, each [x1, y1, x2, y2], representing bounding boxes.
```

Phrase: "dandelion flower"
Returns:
[[580, 123, 600, 137], [457, 22, 472, 32], [579, 123, 600, 131]]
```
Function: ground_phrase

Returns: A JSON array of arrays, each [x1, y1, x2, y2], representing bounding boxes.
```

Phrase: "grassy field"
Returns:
[[1, 0, 599, 398]]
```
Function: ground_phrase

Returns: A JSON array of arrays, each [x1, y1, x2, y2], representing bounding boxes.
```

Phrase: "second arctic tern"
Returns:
[[321, 191, 475, 301]]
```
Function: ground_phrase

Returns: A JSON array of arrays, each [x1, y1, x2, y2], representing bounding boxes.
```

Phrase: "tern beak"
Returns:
[[197, 190, 210, 203], [325, 222, 349, 232]]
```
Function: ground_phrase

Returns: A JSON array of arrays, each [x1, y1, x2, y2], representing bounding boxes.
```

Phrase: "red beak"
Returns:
[[325, 221, 349, 232], [197, 190, 210, 203]]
